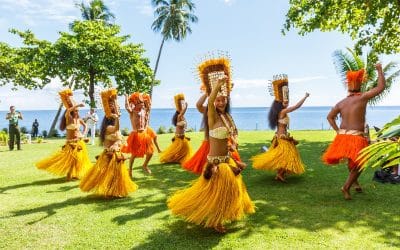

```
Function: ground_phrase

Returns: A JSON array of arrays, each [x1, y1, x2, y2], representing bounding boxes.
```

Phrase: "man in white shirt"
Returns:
[[84, 108, 99, 145]]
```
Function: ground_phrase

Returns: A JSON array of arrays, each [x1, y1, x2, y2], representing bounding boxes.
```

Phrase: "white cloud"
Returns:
[[0, 0, 79, 26], [221, 0, 235, 5], [137, 2, 153, 16]]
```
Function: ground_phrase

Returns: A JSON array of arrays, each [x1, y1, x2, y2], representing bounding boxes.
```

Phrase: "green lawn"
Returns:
[[1, 131, 399, 249]]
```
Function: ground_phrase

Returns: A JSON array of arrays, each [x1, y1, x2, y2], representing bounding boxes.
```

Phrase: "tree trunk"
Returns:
[[47, 77, 75, 137], [150, 38, 165, 98], [89, 68, 96, 108]]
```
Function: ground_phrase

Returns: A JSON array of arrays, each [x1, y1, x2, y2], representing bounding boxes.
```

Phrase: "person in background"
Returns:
[[84, 108, 99, 145], [32, 119, 39, 138], [5, 106, 23, 150], [159, 94, 192, 164]]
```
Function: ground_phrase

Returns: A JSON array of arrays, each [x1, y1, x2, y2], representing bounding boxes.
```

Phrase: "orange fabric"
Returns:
[[182, 140, 210, 174], [122, 129, 154, 157], [322, 134, 368, 169], [231, 149, 241, 162]]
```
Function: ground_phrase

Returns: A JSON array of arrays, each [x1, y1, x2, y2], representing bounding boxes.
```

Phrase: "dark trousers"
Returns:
[[9, 124, 21, 150], [32, 128, 38, 138]]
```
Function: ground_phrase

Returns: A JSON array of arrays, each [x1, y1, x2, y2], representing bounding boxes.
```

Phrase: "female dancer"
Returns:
[[159, 94, 192, 164], [251, 74, 309, 182], [79, 89, 138, 197], [168, 72, 254, 233], [36, 89, 91, 180]]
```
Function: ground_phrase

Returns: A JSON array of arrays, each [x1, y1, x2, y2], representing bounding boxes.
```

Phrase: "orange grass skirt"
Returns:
[[322, 134, 368, 169]]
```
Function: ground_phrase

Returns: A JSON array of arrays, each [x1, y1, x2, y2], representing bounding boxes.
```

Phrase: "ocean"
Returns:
[[1, 106, 399, 134]]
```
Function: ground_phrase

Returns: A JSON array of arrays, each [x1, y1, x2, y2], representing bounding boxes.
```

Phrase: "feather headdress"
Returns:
[[58, 89, 74, 109], [196, 51, 232, 96], [268, 74, 289, 102], [101, 89, 118, 118]]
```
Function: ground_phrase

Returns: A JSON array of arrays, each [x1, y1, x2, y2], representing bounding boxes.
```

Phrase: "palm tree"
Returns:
[[70, 0, 115, 108], [75, 0, 115, 23], [150, 0, 198, 97], [332, 47, 400, 105]]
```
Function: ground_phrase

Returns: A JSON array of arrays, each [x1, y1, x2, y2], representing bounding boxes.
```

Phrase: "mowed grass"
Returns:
[[0, 130, 399, 249]]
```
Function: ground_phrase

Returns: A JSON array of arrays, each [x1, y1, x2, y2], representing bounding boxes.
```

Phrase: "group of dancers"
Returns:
[[34, 55, 386, 233]]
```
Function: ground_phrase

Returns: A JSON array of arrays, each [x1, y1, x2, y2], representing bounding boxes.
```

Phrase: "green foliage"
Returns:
[[168, 126, 175, 133], [284, 1, 400, 54], [20, 126, 28, 134], [74, 0, 115, 24], [49, 129, 60, 138], [55, 20, 154, 107], [151, 0, 198, 42], [41, 130, 48, 138], [2, 127, 7, 133], [0, 131, 8, 145], [157, 125, 167, 134], [121, 128, 130, 136], [2, 16, 154, 108], [332, 48, 400, 105], [186, 127, 195, 132]]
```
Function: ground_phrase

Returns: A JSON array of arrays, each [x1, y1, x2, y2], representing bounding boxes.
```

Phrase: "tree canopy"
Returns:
[[284, 0, 400, 54], [1, 21, 154, 107]]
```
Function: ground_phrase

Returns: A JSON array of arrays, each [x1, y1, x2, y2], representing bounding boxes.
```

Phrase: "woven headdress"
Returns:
[[174, 93, 185, 111], [100, 89, 118, 118], [268, 74, 289, 102], [197, 52, 232, 97], [128, 92, 143, 105], [346, 69, 366, 91], [58, 89, 74, 109]]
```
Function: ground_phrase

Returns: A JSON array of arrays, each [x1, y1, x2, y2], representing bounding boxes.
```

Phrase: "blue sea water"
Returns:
[[0, 106, 399, 134]]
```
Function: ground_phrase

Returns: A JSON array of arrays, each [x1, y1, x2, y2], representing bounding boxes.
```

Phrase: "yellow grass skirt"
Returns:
[[79, 150, 138, 197], [251, 136, 305, 174], [36, 140, 91, 179], [167, 158, 255, 228], [159, 136, 193, 164]]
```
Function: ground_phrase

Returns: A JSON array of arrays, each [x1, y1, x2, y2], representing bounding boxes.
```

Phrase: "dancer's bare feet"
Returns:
[[341, 187, 352, 200], [142, 165, 152, 175], [214, 224, 227, 233], [353, 181, 363, 193]]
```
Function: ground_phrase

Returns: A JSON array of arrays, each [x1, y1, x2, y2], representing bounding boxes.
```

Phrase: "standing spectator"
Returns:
[[32, 119, 39, 138], [5, 106, 23, 150], [84, 108, 99, 145]]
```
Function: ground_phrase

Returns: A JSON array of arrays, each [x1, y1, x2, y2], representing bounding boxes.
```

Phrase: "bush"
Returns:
[[186, 127, 195, 132], [42, 130, 48, 138], [121, 128, 130, 136], [49, 129, 60, 138], [157, 126, 167, 134], [0, 131, 8, 146], [20, 126, 28, 134], [168, 126, 175, 133], [2, 127, 8, 133]]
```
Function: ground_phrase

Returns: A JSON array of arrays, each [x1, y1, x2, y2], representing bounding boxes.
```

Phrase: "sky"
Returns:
[[0, 0, 399, 110]]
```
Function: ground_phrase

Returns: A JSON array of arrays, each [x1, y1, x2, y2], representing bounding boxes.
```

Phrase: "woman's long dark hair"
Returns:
[[59, 110, 77, 131], [172, 111, 179, 126], [268, 100, 284, 130], [99, 116, 115, 144]]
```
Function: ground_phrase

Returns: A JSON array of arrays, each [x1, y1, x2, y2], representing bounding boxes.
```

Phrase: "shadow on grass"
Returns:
[[0, 177, 66, 194], [4, 137, 400, 247], [238, 139, 400, 247], [131, 220, 224, 249]]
